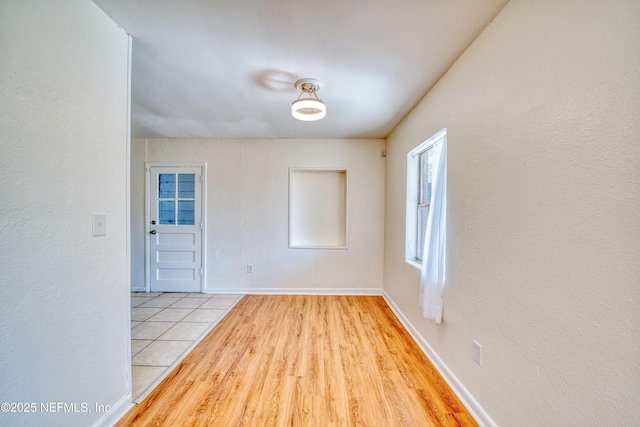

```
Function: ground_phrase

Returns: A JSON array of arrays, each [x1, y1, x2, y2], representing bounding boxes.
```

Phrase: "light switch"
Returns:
[[93, 214, 106, 236]]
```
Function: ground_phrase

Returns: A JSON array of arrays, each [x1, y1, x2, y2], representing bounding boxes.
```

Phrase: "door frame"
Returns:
[[144, 162, 207, 293]]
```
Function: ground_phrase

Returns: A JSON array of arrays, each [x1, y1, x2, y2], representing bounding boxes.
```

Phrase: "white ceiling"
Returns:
[[93, 0, 509, 140]]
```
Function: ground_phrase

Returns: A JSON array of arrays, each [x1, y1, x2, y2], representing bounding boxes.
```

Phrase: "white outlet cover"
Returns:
[[473, 340, 482, 366], [93, 214, 106, 236]]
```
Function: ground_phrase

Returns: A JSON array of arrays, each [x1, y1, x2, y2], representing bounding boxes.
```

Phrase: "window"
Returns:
[[406, 129, 446, 267], [416, 148, 433, 261], [157, 173, 196, 225]]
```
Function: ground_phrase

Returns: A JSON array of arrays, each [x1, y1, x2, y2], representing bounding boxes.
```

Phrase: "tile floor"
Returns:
[[130, 292, 243, 401]]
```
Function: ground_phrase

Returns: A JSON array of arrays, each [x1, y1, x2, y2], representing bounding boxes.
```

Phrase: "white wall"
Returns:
[[384, 0, 640, 425], [132, 138, 385, 293], [0, 1, 131, 426], [130, 138, 146, 290]]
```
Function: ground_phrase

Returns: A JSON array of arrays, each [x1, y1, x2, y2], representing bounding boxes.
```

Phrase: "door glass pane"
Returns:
[[158, 200, 176, 224], [177, 201, 195, 225], [178, 174, 195, 199], [158, 174, 176, 198]]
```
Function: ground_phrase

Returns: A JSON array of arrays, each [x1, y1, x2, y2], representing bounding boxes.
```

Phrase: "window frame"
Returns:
[[405, 129, 447, 269]]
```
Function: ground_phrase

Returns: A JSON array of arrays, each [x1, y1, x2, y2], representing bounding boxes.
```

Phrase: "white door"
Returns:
[[146, 165, 204, 292]]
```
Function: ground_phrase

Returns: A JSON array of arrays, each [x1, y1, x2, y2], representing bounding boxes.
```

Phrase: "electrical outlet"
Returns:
[[92, 214, 106, 236], [473, 340, 482, 366], [246, 264, 253, 274]]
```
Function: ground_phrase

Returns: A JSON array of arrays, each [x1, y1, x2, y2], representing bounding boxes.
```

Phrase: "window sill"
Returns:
[[290, 245, 348, 250], [405, 259, 422, 271]]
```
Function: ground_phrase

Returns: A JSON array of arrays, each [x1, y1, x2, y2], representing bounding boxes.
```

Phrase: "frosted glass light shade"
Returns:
[[291, 98, 326, 121]]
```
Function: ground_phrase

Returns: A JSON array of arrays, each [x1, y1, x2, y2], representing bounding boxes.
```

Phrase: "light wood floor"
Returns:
[[117, 295, 477, 426]]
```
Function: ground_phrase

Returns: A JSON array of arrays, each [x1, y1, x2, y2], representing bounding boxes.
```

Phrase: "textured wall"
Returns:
[[130, 139, 146, 290], [133, 138, 385, 293], [383, 0, 640, 425], [0, 0, 130, 426]]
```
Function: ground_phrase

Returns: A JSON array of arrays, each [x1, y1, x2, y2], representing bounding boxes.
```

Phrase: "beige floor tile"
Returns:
[[132, 340, 193, 367], [147, 308, 194, 322], [182, 308, 225, 323], [131, 297, 155, 307], [212, 294, 243, 300], [183, 293, 211, 298], [132, 366, 166, 399], [131, 339, 153, 356], [199, 298, 235, 309], [160, 292, 190, 297], [131, 307, 163, 321], [131, 321, 176, 340], [131, 321, 141, 329], [140, 297, 181, 308], [170, 297, 211, 309], [158, 322, 211, 341]]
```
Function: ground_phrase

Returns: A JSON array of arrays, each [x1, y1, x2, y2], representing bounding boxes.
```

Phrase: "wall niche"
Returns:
[[289, 168, 347, 249]]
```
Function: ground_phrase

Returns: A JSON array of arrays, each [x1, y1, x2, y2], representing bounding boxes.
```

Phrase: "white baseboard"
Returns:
[[203, 287, 383, 296], [92, 392, 133, 427], [131, 287, 381, 296], [381, 291, 496, 427]]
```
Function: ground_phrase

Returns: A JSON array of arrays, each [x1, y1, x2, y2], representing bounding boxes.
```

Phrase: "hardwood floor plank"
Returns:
[[117, 295, 477, 426]]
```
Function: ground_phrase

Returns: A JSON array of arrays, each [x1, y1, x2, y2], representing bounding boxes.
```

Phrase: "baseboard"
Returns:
[[131, 287, 381, 296], [92, 392, 133, 427], [203, 287, 383, 296], [382, 291, 496, 427]]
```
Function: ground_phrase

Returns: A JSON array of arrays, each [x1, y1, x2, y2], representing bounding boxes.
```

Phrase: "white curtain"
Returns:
[[419, 137, 447, 323]]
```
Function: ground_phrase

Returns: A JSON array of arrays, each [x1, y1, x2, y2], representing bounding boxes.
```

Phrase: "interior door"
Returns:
[[147, 165, 203, 292]]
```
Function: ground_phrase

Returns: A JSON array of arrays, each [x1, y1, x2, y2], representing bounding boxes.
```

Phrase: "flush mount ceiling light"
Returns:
[[291, 78, 326, 121]]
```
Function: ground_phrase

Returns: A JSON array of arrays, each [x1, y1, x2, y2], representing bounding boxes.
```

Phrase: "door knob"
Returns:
[[149, 230, 157, 235]]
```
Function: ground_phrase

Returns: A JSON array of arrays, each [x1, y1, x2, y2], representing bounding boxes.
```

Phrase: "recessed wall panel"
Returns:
[[289, 169, 347, 248]]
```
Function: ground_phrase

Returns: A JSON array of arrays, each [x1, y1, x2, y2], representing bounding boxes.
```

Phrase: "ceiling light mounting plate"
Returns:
[[294, 78, 322, 93]]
